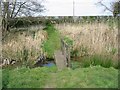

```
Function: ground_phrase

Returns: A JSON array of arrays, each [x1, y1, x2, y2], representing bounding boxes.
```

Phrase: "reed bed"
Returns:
[[56, 22, 118, 57]]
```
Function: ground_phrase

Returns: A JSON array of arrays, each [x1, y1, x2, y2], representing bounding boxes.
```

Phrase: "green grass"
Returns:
[[2, 69, 11, 88], [42, 24, 61, 58], [2, 66, 57, 88], [0, 69, 2, 89], [78, 54, 118, 69], [63, 36, 73, 46], [42, 24, 74, 59], [55, 66, 118, 88], [2, 65, 118, 88]]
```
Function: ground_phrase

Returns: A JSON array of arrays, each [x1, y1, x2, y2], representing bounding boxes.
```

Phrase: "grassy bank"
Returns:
[[55, 66, 118, 88], [42, 24, 61, 58], [2, 65, 118, 88]]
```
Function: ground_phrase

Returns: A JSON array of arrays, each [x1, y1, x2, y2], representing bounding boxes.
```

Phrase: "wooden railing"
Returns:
[[61, 38, 71, 67]]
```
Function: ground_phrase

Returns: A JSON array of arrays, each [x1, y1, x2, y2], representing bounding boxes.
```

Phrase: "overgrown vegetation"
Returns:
[[2, 26, 47, 66], [56, 17, 118, 69]]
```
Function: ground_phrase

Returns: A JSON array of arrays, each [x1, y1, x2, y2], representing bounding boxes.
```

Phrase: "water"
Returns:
[[43, 62, 55, 67]]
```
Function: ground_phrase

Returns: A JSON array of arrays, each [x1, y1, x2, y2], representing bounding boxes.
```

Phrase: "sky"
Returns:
[[41, 0, 116, 16]]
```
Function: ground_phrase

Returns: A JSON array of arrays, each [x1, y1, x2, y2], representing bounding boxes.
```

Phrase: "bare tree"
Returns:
[[97, 0, 120, 17], [1, 0, 45, 32], [2, 0, 10, 32], [113, 1, 120, 16]]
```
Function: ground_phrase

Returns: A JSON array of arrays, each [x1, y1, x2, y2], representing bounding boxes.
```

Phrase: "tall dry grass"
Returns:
[[2, 20, 118, 66], [2, 26, 47, 64], [55, 22, 118, 58]]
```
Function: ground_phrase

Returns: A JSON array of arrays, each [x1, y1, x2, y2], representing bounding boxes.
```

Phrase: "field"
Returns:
[[2, 17, 119, 88]]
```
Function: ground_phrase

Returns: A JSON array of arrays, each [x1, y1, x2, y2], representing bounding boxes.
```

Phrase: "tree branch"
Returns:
[[98, 1, 113, 12], [10, 0, 17, 18], [13, 2, 26, 18]]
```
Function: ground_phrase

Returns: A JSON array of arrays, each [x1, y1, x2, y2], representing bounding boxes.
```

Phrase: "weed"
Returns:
[[63, 36, 73, 46], [71, 61, 81, 69], [22, 47, 29, 67], [110, 48, 117, 55], [79, 45, 88, 56], [31, 31, 36, 39], [71, 45, 88, 59], [71, 49, 79, 58]]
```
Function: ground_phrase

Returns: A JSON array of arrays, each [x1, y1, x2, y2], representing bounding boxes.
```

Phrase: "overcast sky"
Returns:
[[41, 0, 116, 16]]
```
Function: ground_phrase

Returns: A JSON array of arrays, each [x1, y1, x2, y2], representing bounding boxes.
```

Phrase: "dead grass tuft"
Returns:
[[2, 26, 47, 63]]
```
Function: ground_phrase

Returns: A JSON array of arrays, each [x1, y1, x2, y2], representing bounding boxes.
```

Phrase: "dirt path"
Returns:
[[44, 73, 57, 88]]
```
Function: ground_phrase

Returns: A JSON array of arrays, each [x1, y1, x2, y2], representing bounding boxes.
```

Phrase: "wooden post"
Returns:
[[64, 44, 67, 66], [61, 38, 64, 54], [67, 47, 71, 67]]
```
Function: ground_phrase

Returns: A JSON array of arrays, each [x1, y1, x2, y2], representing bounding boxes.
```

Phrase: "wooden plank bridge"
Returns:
[[54, 38, 71, 70]]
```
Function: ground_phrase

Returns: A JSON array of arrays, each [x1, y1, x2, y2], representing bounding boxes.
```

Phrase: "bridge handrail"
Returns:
[[60, 37, 71, 67]]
